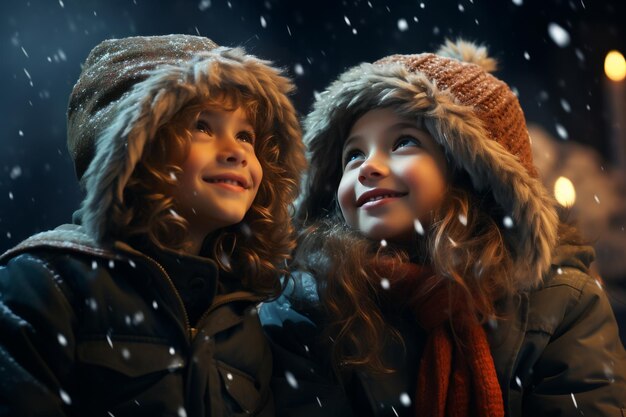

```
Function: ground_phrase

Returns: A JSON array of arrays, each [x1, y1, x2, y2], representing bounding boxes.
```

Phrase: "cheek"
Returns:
[[337, 173, 356, 223], [403, 162, 447, 210], [250, 156, 263, 193]]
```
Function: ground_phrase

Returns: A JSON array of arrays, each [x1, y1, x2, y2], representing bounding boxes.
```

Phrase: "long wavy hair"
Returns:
[[120, 87, 304, 296], [294, 107, 515, 373]]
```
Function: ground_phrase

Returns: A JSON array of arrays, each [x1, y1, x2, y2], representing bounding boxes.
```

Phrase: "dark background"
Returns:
[[1, 0, 626, 338]]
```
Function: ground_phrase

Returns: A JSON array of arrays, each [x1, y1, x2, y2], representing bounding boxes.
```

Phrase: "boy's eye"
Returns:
[[393, 135, 421, 151], [343, 149, 365, 167], [196, 120, 213, 135], [237, 130, 256, 145]]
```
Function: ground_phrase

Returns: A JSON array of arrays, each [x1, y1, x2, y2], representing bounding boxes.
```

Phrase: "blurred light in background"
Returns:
[[604, 50, 626, 82], [554, 175, 576, 207]]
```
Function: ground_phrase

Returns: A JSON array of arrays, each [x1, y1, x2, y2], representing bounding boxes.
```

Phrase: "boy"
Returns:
[[0, 35, 305, 416]]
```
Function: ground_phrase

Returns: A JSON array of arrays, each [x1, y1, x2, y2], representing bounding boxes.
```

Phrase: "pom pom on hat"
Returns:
[[436, 38, 498, 73]]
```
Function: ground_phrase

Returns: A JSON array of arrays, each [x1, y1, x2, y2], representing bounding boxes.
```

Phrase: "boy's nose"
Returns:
[[358, 157, 388, 183], [217, 135, 248, 167]]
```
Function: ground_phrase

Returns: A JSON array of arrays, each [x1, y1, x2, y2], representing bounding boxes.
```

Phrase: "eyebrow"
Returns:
[[343, 121, 422, 150]]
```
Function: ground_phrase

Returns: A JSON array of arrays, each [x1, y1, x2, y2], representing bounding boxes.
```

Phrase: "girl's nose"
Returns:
[[217, 135, 248, 167], [358, 155, 388, 183]]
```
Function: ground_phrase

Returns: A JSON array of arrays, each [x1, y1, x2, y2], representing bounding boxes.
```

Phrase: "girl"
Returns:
[[0, 35, 305, 416], [261, 40, 626, 416]]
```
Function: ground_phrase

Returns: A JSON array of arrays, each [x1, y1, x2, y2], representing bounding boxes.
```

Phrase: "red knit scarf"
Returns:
[[381, 262, 505, 417]]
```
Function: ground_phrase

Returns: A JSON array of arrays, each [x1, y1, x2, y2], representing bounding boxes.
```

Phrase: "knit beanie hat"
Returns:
[[301, 39, 558, 289], [67, 35, 304, 242]]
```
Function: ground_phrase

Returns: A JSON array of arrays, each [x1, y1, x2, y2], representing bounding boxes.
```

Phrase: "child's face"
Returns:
[[337, 108, 448, 243], [172, 106, 263, 236]]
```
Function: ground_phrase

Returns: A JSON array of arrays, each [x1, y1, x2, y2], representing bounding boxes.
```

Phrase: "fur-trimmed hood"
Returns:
[[66, 35, 303, 244], [300, 40, 559, 290]]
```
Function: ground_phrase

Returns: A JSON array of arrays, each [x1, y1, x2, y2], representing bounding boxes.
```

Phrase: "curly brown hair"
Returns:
[[120, 87, 304, 296], [295, 183, 514, 373]]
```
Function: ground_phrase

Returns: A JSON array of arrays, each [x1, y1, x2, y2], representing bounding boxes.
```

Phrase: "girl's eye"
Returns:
[[393, 135, 421, 151], [237, 130, 256, 145], [343, 149, 365, 167], [196, 120, 213, 135]]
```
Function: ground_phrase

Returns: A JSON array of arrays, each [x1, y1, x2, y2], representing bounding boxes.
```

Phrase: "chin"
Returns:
[[361, 224, 414, 243]]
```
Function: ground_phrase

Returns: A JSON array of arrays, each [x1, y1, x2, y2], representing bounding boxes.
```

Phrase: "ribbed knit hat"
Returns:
[[301, 39, 559, 289], [375, 42, 536, 178], [68, 35, 219, 180]]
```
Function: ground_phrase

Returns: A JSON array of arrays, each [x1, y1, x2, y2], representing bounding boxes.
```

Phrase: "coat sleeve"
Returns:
[[522, 268, 626, 416], [0, 253, 78, 417], [259, 275, 354, 417]]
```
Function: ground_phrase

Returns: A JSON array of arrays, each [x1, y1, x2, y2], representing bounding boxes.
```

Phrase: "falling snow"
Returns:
[[555, 123, 568, 140], [58, 333, 68, 346], [397, 19, 408, 32], [198, 0, 211, 11], [285, 371, 299, 389], [380, 278, 390, 290], [414, 219, 425, 235], [121, 348, 131, 359], [400, 392, 411, 406], [59, 389, 71, 405], [9, 166, 22, 180], [86, 297, 98, 311], [260, 16, 267, 28], [380, 239, 387, 247], [512, 0, 523, 5], [458, 214, 467, 226], [548, 23, 570, 47], [133, 311, 144, 325], [502, 216, 514, 229], [294, 63, 304, 76]]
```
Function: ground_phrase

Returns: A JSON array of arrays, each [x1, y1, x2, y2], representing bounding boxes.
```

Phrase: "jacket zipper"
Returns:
[[134, 252, 192, 341]]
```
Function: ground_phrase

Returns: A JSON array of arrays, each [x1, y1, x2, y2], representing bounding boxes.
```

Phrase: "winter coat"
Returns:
[[260, 239, 626, 417], [0, 224, 273, 417]]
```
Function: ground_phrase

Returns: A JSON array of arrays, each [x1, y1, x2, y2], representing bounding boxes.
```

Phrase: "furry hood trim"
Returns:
[[75, 44, 302, 244], [301, 41, 558, 290]]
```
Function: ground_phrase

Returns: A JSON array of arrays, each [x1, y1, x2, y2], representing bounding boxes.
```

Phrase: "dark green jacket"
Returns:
[[0, 225, 273, 417], [260, 241, 626, 417]]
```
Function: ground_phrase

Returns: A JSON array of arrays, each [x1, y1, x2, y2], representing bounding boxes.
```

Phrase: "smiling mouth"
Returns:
[[204, 178, 245, 187], [357, 191, 408, 207]]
